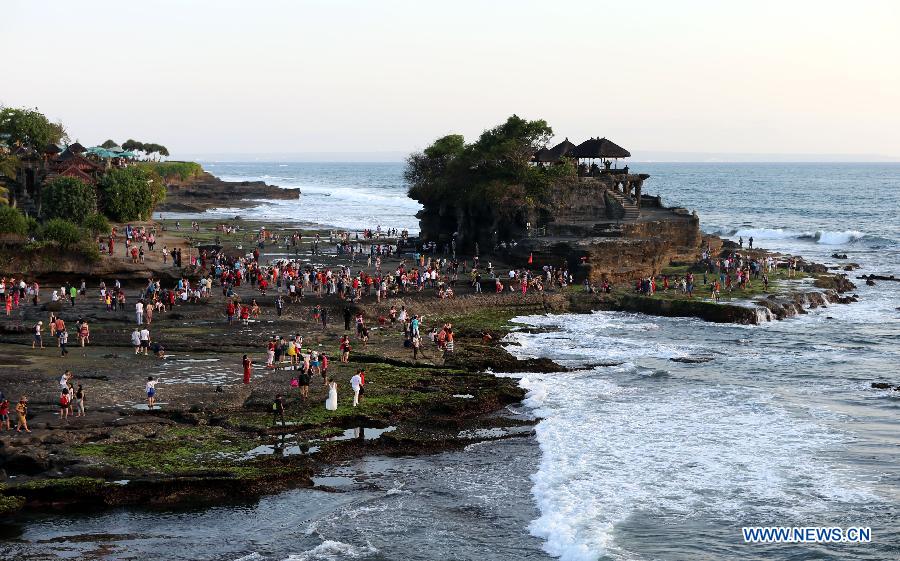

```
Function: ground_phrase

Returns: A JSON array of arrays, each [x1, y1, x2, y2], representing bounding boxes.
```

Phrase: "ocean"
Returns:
[[9, 162, 900, 561]]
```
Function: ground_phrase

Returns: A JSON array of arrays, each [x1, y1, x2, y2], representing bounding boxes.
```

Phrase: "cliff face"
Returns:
[[415, 174, 649, 251], [416, 171, 704, 283]]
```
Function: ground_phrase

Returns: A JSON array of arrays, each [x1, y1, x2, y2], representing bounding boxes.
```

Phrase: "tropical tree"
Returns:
[[100, 139, 119, 149], [41, 176, 98, 221], [0, 106, 67, 149], [97, 166, 161, 221]]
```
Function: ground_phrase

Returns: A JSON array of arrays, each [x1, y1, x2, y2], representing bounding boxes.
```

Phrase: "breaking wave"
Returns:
[[705, 227, 869, 245]]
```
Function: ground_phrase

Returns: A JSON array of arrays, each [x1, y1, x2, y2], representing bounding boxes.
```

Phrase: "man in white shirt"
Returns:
[[135, 301, 144, 325], [139, 327, 151, 355]]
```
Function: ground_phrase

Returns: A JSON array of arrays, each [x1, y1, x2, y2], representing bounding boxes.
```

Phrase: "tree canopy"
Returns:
[[100, 139, 119, 149], [122, 139, 169, 159], [41, 176, 98, 222], [405, 115, 576, 249], [97, 166, 162, 221], [0, 106, 67, 149], [406, 114, 566, 208]]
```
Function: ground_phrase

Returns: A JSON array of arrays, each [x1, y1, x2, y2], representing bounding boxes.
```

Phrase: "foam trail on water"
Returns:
[[506, 312, 880, 561]]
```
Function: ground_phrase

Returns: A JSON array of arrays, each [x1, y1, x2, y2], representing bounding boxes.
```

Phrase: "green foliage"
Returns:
[[82, 212, 111, 235], [0, 106, 67, 149], [41, 176, 97, 221], [25, 215, 40, 237], [406, 115, 564, 207], [41, 218, 84, 248], [122, 139, 169, 159], [138, 161, 202, 181], [97, 166, 162, 221], [100, 139, 118, 149], [0, 205, 28, 235]]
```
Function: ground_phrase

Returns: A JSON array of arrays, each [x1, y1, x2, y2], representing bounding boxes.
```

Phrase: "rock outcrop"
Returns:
[[158, 172, 300, 213]]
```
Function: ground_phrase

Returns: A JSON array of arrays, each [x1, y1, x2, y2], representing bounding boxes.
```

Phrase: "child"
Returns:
[[146, 376, 158, 409]]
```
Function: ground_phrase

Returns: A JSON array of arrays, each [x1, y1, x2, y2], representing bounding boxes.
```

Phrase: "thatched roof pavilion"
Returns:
[[67, 142, 87, 154], [533, 138, 578, 163], [571, 137, 631, 160]]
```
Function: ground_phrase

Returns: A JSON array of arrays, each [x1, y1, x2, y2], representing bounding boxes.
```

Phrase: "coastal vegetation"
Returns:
[[41, 176, 98, 221], [406, 115, 576, 250], [97, 166, 166, 221], [0, 204, 29, 235], [138, 161, 203, 182], [0, 106, 68, 149]]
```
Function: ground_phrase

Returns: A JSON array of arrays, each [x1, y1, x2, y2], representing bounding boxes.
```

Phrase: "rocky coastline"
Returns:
[[156, 171, 300, 213], [0, 190, 862, 515]]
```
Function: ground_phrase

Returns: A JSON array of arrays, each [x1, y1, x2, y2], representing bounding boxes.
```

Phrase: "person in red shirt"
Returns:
[[227, 301, 236, 324], [242, 354, 252, 384]]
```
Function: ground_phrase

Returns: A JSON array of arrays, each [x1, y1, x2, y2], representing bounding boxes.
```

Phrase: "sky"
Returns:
[[3, 0, 899, 161]]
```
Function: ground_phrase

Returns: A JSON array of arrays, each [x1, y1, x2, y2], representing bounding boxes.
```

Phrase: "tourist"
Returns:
[[297, 366, 310, 400], [0, 394, 9, 430], [78, 319, 90, 346], [272, 393, 285, 426], [343, 306, 352, 330], [340, 335, 351, 363], [15, 396, 30, 433], [241, 354, 252, 384], [749, 236, 754, 249], [325, 378, 338, 411], [32, 321, 43, 349], [131, 327, 142, 354], [60, 370, 73, 392], [59, 327, 69, 357], [74, 384, 85, 417], [350, 370, 362, 406], [59, 388, 70, 421], [140, 326, 151, 355], [320, 352, 329, 384], [146, 376, 158, 409], [135, 300, 144, 325], [412, 333, 421, 360], [266, 338, 276, 368]]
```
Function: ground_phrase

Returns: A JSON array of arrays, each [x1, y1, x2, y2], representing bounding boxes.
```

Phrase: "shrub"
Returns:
[[138, 161, 202, 182], [41, 177, 98, 222], [0, 205, 28, 235], [97, 167, 159, 222], [25, 215, 40, 238], [82, 212, 111, 235], [42, 218, 84, 248]]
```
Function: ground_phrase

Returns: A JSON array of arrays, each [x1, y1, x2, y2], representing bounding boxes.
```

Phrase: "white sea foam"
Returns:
[[507, 312, 879, 561], [285, 540, 377, 561], [729, 228, 866, 245]]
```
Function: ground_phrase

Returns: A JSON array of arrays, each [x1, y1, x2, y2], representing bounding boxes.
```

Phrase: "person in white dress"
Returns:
[[325, 380, 338, 411], [350, 372, 362, 406]]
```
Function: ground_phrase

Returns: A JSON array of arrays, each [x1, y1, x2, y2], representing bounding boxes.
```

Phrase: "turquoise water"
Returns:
[[13, 162, 900, 561]]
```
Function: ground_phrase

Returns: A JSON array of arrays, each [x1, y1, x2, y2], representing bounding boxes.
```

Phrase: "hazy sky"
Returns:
[[3, 0, 899, 160]]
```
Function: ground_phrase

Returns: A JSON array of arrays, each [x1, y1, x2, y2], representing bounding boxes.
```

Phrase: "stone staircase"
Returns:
[[607, 190, 640, 221]]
